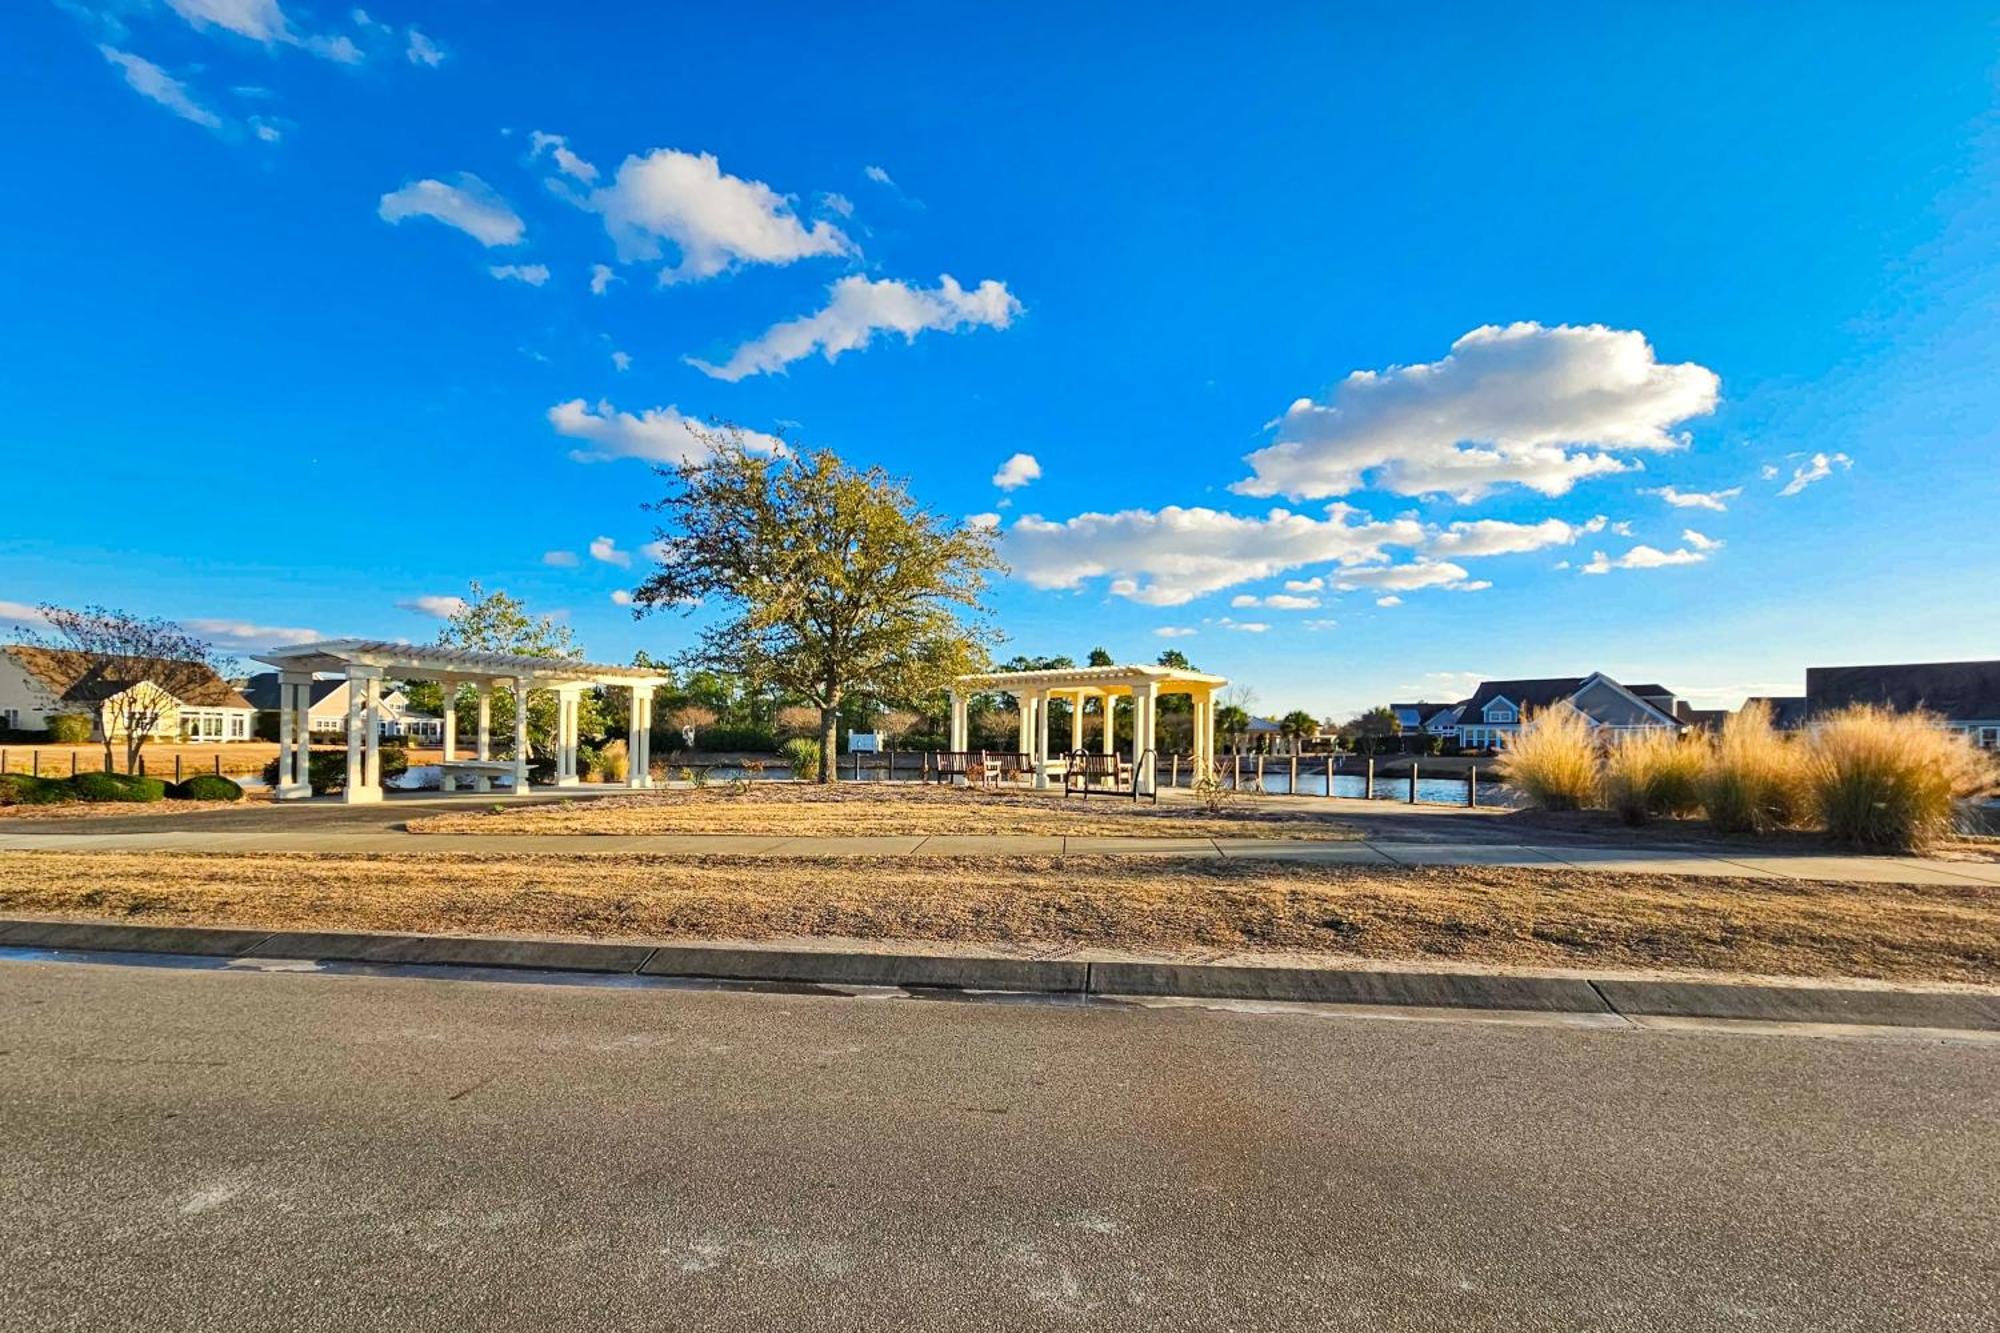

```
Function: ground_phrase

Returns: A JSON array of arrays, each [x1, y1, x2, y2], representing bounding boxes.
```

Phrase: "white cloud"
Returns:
[[379, 174, 525, 247], [1004, 503, 1423, 606], [1643, 484, 1740, 512], [165, 0, 362, 62], [542, 550, 579, 567], [1681, 528, 1723, 552], [1238, 322, 1720, 501], [1778, 451, 1852, 497], [398, 594, 467, 618], [488, 263, 549, 286], [1375, 595, 1402, 607], [1232, 593, 1321, 610], [1214, 618, 1269, 633], [99, 48, 223, 130], [965, 512, 1001, 530], [689, 274, 1020, 381], [530, 130, 598, 183], [1578, 542, 1712, 574], [249, 115, 283, 143], [1759, 463, 1780, 480], [992, 452, 1041, 491], [183, 617, 320, 647], [405, 26, 444, 66], [0, 601, 50, 626], [548, 399, 784, 465], [1611, 520, 1634, 536], [1333, 560, 1480, 592], [1427, 514, 1605, 557], [1302, 618, 1339, 631], [863, 165, 895, 186], [584, 148, 853, 282], [588, 263, 619, 295], [1153, 626, 1197, 638], [609, 589, 633, 606], [611, 350, 631, 372], [1283, 576, 1324, 592], [818, 191, 854, 218], [588, 536, 631, 568]]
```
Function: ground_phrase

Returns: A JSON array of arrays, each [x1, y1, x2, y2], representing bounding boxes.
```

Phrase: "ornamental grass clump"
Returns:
[[1702, 700, 1810, 834], [1602, 729, 1708, 826], [1495, 703, 1601, 812], [1805, 705, 1997, 851]]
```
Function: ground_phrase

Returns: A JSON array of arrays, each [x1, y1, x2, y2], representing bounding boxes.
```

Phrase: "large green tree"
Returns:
[[405, 581, 604, 758], [633, 432, 1002, 782]]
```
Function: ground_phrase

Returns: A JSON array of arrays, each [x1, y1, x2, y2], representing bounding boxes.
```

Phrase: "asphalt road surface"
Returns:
[[1, 958, 1993, 1332]]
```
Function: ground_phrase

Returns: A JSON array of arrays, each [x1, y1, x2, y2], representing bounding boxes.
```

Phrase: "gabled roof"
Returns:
[[4, 646, 252, 710], [1624, 683, 1673, 699], [240, 672, 347, 711], [1806, 661, 2000, 723], [1463, 677, 1587, 715]]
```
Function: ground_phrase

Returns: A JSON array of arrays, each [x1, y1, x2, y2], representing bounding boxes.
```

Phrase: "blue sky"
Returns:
[[4, 1, 1996, 716]]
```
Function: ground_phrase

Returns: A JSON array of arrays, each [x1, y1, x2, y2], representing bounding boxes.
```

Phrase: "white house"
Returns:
[[1805, 660, 2000, 751], [1390, 701, 1465, 741], [1455, 673, 1682, 750], [242, 672, 442, 741], [0, 646, 256, 741]]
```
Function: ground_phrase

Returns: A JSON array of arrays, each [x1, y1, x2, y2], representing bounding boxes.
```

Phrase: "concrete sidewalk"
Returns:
[[4, 827, 1998, 885]]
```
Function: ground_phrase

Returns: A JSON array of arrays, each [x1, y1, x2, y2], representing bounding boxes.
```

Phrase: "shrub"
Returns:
[[0, 773, 72, 806], [1702, 701, 1809, 834], [1804, 705, 1997, 851], [1495, 703, 1600, 812], [597, 738, 630, 784], [169, 773, 244, 802], [779, 736, 822, 781], [261, 746, 412, 795], [687, 725, 778, 754], [45, 713, 93, 743], [1603, 730, 1707, 826], [68, 771, 167, 803], [773, 704, 823, 738], [575, 743, 604, 782]]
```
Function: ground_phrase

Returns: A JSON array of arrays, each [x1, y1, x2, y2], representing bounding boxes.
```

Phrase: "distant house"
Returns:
[[1744, 695, 1809, 730], [1389, 701, 1466, 741], [0, 646, 256, 741], [241, 672, 442, 741], [1805, 661, 2000, 750], [1455, 673, 1682, 750]]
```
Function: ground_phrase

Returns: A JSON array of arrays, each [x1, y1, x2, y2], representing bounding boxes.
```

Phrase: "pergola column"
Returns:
[[553, 688, 580, 787], [475, 684, 493, 793], [947, 691, 967, 751], [1068, 691, 1084, 754], [341, 666, 384, 805], [440, 684, 457, 789], [1132, 681, 1160, 795], [1102, 694, 1118, 757], [276, 671, 314, 800], [1032, 688, 1052, 790], [627, 683, 654, 789], [511, 678, 530, 796]]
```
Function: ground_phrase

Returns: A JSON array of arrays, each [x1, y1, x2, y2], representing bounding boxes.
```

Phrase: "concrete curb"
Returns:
[[2, 918, 1994, 1030]]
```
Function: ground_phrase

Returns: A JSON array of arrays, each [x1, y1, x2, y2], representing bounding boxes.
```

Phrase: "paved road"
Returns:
[[1, 959, 1994, 1331]]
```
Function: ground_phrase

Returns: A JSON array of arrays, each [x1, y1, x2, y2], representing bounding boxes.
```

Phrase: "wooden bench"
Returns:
[[1063, 751, 1131, 798]]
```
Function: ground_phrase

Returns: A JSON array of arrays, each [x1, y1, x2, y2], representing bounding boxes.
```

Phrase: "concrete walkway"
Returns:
[[4, 827, 1998, 886]]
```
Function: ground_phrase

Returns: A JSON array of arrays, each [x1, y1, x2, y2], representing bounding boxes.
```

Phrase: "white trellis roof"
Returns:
[[953, 663, 1227, 695], [253, 639, 672, 687]]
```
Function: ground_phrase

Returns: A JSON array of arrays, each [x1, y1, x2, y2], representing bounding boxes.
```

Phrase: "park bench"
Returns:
[[436, 759, 520, 794], [1062, 751, 1131, 798]]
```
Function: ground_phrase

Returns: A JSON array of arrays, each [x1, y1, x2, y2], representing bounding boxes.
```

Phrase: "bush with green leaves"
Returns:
[[779, 737, 821, 781], [261, 745, 412, 795], [67, 771, 167, 802], [44, 713, 93, 743], [0, 773, 72, 806], [168, 773, 244, 802]]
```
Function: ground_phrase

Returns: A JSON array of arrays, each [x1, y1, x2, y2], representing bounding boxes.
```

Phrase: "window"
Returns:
[[228, 714, 247, 739], [1486, 706, 1514, 723], [2, 708, 18, 729]]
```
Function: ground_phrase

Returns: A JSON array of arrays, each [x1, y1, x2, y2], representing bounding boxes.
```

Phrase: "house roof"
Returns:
[[240, 672, 347, 711], [1624, 683, 1673, 699], [1805, 661, 2000, 723], [1462, 677, 1588, 715], [4, 646, 252, 710], [1746, 695, 1809, 728]]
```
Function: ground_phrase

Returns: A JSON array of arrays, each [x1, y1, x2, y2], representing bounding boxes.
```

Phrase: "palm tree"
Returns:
[[1213, 704, 1250, 754], [1279, 709, 1319, 755]]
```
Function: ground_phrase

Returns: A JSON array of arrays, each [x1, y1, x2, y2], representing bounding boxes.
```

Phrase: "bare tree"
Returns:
[[16, 606, 223, 772]]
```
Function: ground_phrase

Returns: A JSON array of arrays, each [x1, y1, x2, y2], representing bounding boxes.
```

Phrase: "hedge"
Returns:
[[67, 771, 167, 803], [169, 773, 244, 802], [0, 773, 71, 806]]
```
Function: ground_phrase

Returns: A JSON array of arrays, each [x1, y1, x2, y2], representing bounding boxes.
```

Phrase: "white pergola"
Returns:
[[253, 640, 671, 804], [948, 663, 1227, 795]]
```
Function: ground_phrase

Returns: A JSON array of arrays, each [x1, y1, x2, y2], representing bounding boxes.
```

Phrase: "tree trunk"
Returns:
[[818, 687, 841, 784]]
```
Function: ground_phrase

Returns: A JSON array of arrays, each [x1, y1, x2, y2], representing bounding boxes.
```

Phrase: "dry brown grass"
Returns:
[[2, 850, 1994, 983], [0, 795, 267, 821], [406, 783, 1367, 840], [0, 741, 445, 779]]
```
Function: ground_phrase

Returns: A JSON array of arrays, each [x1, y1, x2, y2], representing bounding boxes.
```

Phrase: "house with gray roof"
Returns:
[[1456, 673, 1682, 750], [1805, 660, 2000, 750]]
